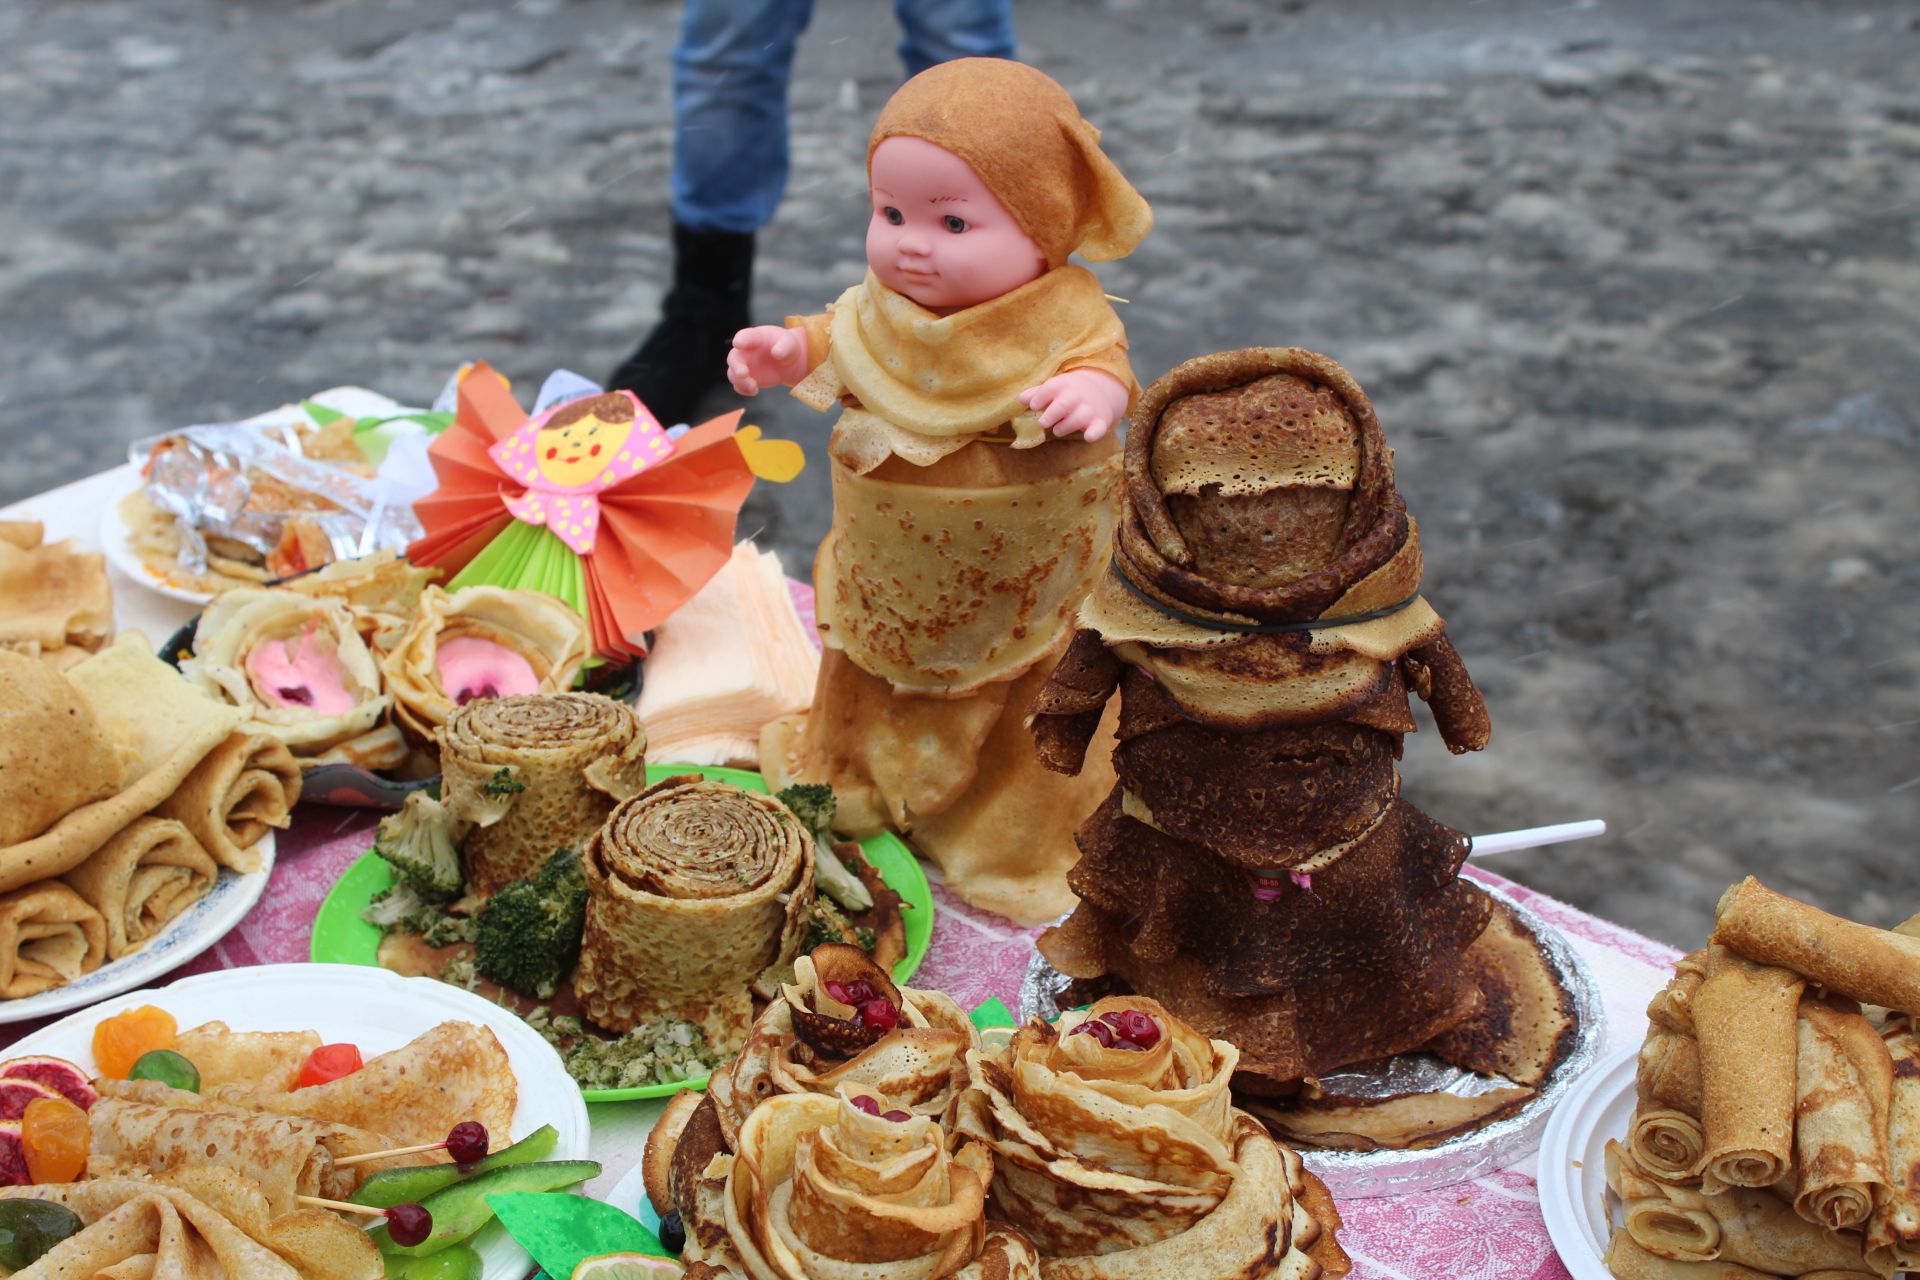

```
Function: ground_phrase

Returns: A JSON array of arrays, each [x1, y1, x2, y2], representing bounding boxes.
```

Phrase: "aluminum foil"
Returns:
[[129, 421, 423, 573], [1019, 882, 1607, 1197]]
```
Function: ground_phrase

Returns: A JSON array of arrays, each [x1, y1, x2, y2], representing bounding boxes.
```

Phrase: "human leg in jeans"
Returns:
[[893, 0, 1014, 77]]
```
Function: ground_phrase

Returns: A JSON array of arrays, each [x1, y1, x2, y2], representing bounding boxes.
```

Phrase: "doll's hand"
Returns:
[[1019, 369, 1129, 442], [727, 325, 811, 396]]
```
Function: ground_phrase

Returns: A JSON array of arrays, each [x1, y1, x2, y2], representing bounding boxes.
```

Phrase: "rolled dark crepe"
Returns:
[[1867, 1019, 1920, 1275], [1692, 945, 1804, 1193], [1714, 877, 1920, 1016], [1632, 1027, 1707, 1182], [1793, 998, 1893, 1232], [60, 816, 218, 959], [152, 730, 301, 873]]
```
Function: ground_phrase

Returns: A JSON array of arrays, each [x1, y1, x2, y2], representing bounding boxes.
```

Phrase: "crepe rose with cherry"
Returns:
[[952, 997, 1343, 1278], [183, 588, 402, 769], [380, 584, 590, 743], [679, 1088, 1038, 1280]]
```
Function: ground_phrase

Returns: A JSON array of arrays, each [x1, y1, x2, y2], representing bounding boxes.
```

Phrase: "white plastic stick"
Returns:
[[1466, 819, 1607, 860]]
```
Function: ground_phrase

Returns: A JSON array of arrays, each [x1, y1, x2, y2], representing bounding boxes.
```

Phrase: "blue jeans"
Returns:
[[670, 0, 1016, 235]]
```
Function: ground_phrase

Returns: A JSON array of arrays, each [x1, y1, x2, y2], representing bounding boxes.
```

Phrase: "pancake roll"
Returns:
[[952, 997, 1339, 1277], [1605, 1140, 1721, 1263], [0, 882, 106, 997], [1792, 998, 1892, 1232], [1692, 945, 1804, 1193], [1714, 877, 1920, 1016], [574, 777, 815, 1052], [1632, 1025, 1707, 1184], [1867, 1018, 1920, 1275], [60, 816, 218, 959], [439, 692, 647, 895], [152, 730, 301, 873]]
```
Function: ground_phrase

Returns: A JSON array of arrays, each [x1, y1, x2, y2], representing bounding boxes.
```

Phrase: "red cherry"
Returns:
[[857, 999, 898, 1032], [445, 1121, 488, 1166], [546, 447, 558, 460], [1069, 1018, 1116, 1047], [845, 980, 878, 1005], [883, 1109, 911, 1122], [824, 980, 850, 1005], [386, 1203, 432, 1248], [1104, 1010, 1162, 1050], [850, 1095, 883, 1117]]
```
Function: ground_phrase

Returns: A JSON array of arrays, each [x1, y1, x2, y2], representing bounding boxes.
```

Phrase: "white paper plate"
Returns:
[[1537, 1043, 1638, 1280], [5, 961, 590, 1280], [0, 833, 276, 1025]]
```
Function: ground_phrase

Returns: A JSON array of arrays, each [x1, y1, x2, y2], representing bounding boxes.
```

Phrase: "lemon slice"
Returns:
[[571, 1253, 684, 1279]]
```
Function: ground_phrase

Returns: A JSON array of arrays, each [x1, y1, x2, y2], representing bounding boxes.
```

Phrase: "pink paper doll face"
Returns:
[[866, 136, 1048, 312]]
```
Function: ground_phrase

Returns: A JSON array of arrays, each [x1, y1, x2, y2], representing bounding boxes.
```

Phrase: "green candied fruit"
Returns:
[[128, 1048, 200, 1093], [0, 1199, 85, 1267]]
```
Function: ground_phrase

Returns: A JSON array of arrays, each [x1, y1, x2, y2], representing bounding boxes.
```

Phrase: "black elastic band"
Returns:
[[1109, 561, 1421, 635]]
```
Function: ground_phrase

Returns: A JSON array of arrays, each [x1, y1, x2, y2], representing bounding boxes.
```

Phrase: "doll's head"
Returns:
[[866, 59, 1151, 310], [536, 392, 639, 487]]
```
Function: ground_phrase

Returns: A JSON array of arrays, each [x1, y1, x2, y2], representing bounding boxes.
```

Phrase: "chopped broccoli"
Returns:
[[804, 901, 855, 953], [776, 785, 873, 913], [372, 792, 464, 900], [473, 849, 590, 998], [439, 954, 480, 990], [359, 881, 474, 945], [482, 767, 525, 800]]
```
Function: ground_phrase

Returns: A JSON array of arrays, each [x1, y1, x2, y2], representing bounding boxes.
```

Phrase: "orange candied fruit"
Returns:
[[91, 1005, 178, 1080], [21, 1096, 89, 1183]]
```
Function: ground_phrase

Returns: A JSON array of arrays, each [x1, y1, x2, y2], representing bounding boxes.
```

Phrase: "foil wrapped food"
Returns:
[[1021, 881, 1607, 1197]]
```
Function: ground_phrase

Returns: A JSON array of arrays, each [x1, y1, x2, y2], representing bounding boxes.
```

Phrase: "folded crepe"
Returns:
[[152, 730, 302, 873], [637, 541, 818, 768], [0, 524, 113, 660], [1715, 877, 1920, 1016], [1693, 945, 1805, 1192], [438, 692, 647, 895], [61, 816, 218, 960], [182, 588, 400, 765], [150, 1164, 386, 1280], [682, 1089, 1038, 1280], [381, 584, 590, 742], [2, 634, 246, 895], [281, 549, 439, 652], [0, 881, 107, 997], [203, 1020, 515, 1150], [951, 998, 1334, 1276], [87, 1097, 343, 1216], [173, 1021, 324, 1093], [1793, 999, 1893, 1232], [0, 649, 122, 848], [0, 1178, 305, 1279], [1632, 1026, 1707, 1182], [1866, 1019, 1920, 1274], [575, 777, 815, 1050], [1602, 1233, 1774, 1279]]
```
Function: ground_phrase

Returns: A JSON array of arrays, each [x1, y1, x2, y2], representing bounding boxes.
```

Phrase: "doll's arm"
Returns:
[[727, 314, 826, 396], [1027, 628, 1124, 775], [1019, 368, 1131, 443], [1402, 636, 1492, 755]]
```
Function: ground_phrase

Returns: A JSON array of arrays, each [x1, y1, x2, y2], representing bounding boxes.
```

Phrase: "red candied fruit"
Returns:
[[824, 979, 880, 1007], [857, 999, 898, 1032], [849, 1095, 911, 1122], [1068, 1009, 1162, 1052], [445, 1121, 488, 1167], [386, 1202, 432, 1248]]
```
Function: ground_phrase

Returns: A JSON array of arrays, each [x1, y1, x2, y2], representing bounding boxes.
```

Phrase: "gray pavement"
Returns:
[[2, 0, 1916, 946]]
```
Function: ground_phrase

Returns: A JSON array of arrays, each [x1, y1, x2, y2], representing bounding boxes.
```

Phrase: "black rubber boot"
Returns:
[[606, 223, 755, 426]]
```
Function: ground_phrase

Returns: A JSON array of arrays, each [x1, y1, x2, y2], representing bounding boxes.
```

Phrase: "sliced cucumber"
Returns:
[[372, 1159, 600, 1258], [352, 1124, 560, 1209]]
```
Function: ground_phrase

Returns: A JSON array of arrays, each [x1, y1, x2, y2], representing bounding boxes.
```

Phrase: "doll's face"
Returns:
[[537, 410, 633, 487], [866, 136, 1048, 312]]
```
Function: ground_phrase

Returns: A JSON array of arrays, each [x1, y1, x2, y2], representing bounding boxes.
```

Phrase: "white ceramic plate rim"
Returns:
[[0, 833, 276, 1025], [1537, 1043, 1638, 1280], [4, 960, 590, 1280]]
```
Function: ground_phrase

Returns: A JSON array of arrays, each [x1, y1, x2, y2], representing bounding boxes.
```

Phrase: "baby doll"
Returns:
[[1029, 348, 1502, 1095], [730, 59, 1152, 925]]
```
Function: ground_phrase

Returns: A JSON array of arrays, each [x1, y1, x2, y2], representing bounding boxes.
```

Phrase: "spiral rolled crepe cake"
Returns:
[[439, 692, 647, 895], [150, 729, 301, 874], [184, 588, 398, 764], [951, 998, 1341, 1278], [575, 777, 815, 1049], [60, 816, 218, 960], [681, 1089, 1038, 1280], [382, 584, 590, 743]]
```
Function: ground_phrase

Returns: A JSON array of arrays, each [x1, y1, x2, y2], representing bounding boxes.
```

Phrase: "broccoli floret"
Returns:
[[775, 784, 836, 833], [420, 911, 475, 948], [372, 792, 465, 900], [473, 849, 590, 998], [360, 882, 475, 945], [776, 785, 873, 913]]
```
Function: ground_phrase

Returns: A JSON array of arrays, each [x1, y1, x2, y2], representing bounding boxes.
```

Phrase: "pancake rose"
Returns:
[[381, 584, 590, 742]]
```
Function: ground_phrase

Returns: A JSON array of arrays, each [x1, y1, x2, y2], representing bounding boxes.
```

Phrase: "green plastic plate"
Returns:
[[310, 763, 935, 1102]]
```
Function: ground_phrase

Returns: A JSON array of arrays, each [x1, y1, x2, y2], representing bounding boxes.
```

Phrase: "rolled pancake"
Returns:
[[205, 1021, 515, 1150], [87, 1097, 337, 1216], [153, 730, 302, 873], [1647, 951, 1710, 1036], [0, 650, 119, 848], [0, 634, 244, 894], [1714, 877, 1920, 1016], [1605, 1140, 1720, 1262], [574, 777, 814, 1049], [60, 816, 218, 959], [0, 1179, 301, 1279], [1693, 945, 1803, 1192], [1631, 1028, 1707, 1182], [439, 693, 647, 895], [175, 1021, 323, 1093], [1794, 999, 1893, 1232], [0, 881, 107, 997], [1867, 1019, 1920, 1275]]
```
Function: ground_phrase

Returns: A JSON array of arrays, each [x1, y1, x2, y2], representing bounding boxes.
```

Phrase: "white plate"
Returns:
[[5, 961, 590, 1280], [1537, 1043, 1638, 1280], [607, 1132, 665, 1240], [0, 833, 276, 1025]]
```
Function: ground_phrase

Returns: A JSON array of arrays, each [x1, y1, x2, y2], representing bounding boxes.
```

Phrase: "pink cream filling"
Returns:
[[247, 624, 356, 715], [437, 636, 538, 706]]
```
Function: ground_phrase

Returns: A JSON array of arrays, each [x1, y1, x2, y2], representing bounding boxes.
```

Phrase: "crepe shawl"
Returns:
[[788, 268, 1132, 465], [951, 999, 1328, 1277], [61, 816, 217, 960], [574, 777, 815, 1050], [687, 1089, 1036, 1280], [152, 730, 301, 873], [439, 692, 647, 895]]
